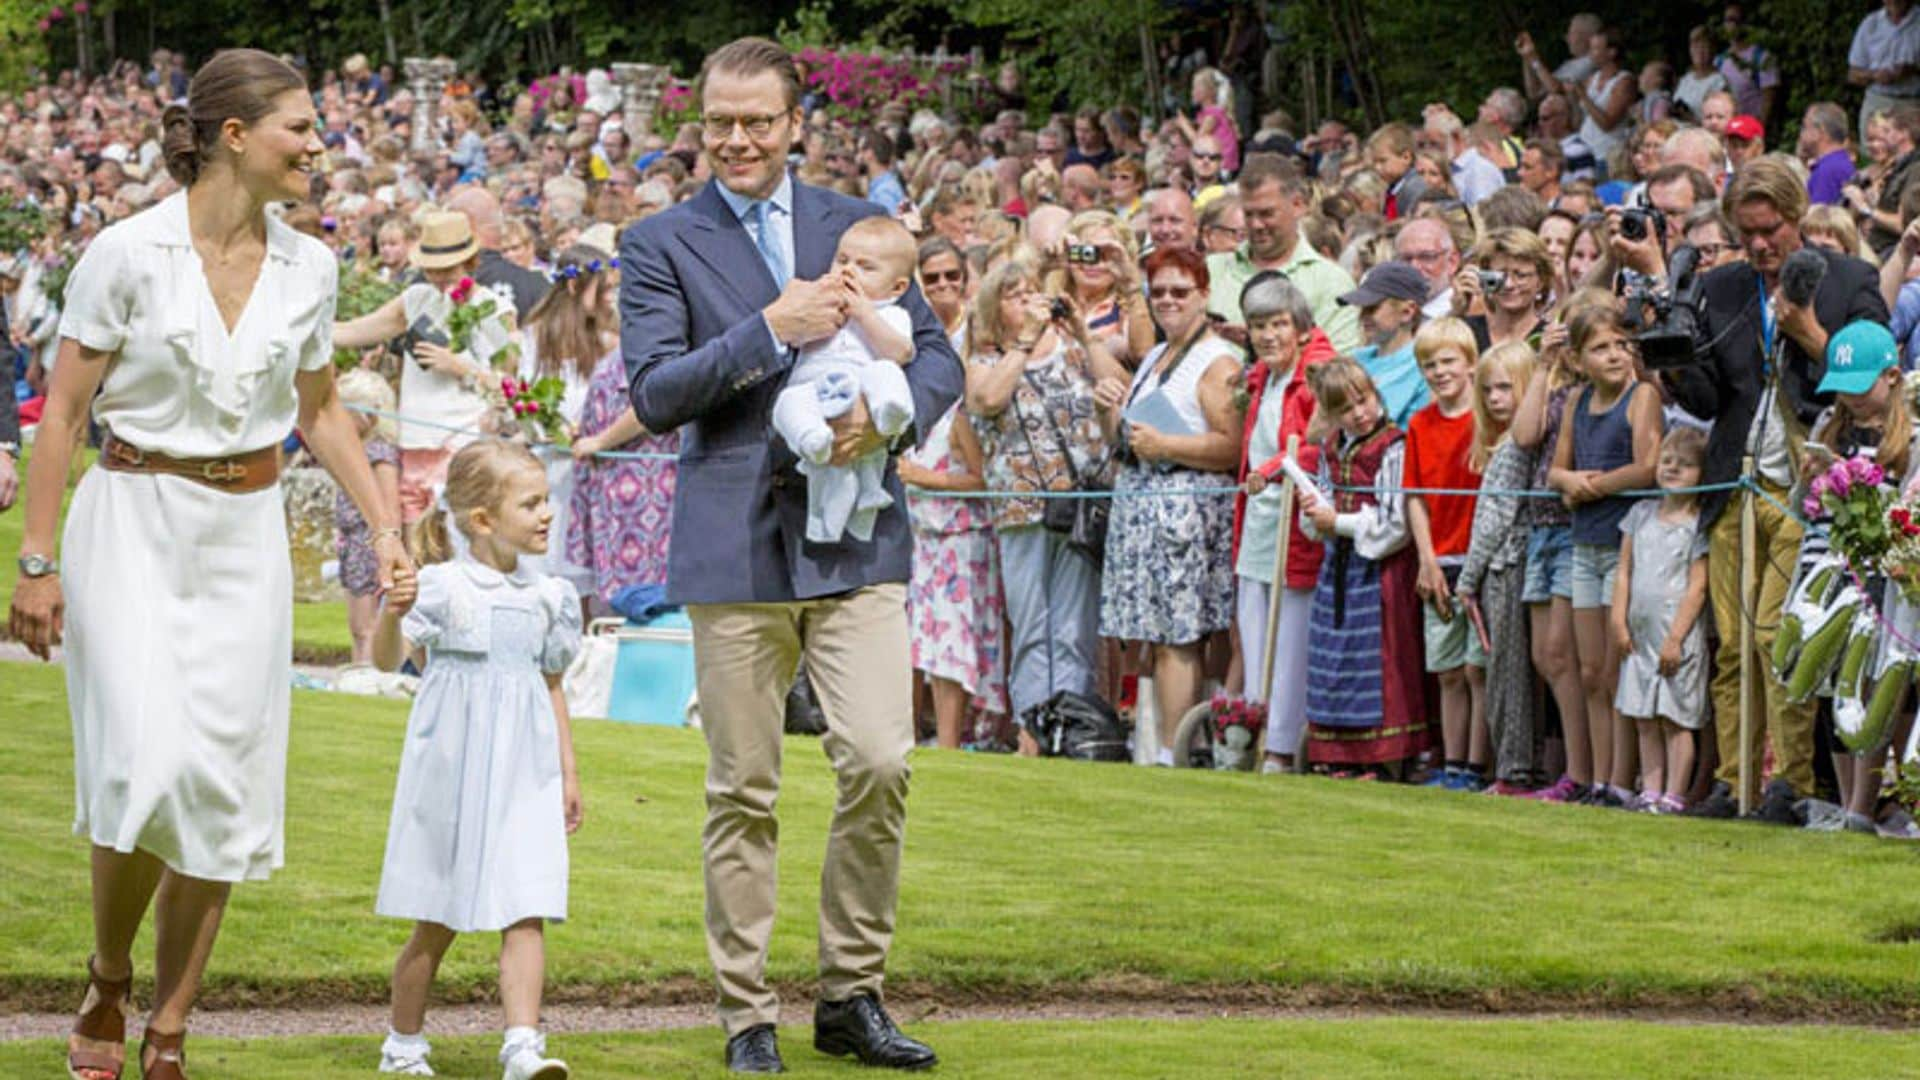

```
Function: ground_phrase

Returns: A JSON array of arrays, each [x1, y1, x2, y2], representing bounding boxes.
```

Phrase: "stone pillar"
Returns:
[[402, 56, 458, 155], [611, 62, 671, 142]]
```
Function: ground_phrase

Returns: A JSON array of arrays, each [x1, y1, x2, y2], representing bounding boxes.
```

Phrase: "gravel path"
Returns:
[[3, 997, 1904, 1043]]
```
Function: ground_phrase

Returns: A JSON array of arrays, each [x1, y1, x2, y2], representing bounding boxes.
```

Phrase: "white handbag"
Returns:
[[562, 617, 623, 720]]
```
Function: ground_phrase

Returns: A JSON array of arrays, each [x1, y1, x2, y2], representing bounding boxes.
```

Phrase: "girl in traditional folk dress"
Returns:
[[1300, 356, 1430, 775]]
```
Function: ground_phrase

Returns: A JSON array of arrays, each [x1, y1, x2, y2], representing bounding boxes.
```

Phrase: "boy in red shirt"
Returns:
[[1405, 318, 1487, 790]]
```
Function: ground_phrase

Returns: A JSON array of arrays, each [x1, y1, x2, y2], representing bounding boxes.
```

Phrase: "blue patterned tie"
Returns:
[[746, 201, 789, 290]]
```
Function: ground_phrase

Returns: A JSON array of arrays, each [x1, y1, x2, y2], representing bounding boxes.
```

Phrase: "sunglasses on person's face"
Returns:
[[1150, 284, 1197, 300], [922, 268, 965, 284]]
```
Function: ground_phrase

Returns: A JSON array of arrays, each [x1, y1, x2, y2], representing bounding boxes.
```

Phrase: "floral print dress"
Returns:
[[567, 349, 679, 605], [905, 405, 1009, 721]]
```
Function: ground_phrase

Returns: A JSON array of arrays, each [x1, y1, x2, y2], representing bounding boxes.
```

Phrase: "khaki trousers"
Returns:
[[1707, 483, 1816, 801], [687, 583, 914, 1036]]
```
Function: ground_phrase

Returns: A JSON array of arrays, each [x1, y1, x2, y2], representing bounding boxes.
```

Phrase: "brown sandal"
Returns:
[[139, 1028, 187, 1080], [68, 956, 133, 1080]]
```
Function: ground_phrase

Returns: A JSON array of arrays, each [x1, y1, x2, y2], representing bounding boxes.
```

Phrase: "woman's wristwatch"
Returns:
[[17, 553, 58, 578]]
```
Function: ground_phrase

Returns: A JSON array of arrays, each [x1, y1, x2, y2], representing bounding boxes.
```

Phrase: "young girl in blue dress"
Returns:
[[371, 439, 584, 1080]]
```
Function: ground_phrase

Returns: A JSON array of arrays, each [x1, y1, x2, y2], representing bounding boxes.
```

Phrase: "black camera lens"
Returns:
[[1050, 297, 1073, 321]]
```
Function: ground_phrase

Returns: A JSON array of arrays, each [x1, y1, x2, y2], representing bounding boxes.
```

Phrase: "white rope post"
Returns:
[[1738, 456, 1757, 817]]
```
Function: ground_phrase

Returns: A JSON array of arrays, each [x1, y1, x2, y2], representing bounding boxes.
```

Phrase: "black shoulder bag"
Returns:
[[1011, 364, 1110, 567]]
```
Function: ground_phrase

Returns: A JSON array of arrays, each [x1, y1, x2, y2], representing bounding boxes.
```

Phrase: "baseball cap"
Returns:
[[1818, 321, 1899, 395], [1338, 261, 1430, 307], [1725, 115, 1764, 143]]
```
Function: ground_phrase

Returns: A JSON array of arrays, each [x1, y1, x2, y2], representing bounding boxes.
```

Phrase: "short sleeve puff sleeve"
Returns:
[[540, 577, 583, 675], [399, 565, 453, 651], [57, 229, 132, 353], [1618, 499, 1653, 539], [298, 253, 340, 372]]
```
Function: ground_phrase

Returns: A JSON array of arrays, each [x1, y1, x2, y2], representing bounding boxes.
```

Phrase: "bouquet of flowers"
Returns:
[[445, 276, 518, 369], [1778, 455, 1920, 753], [498, 375, 569, 446], [1207, 694, 1265, 771]]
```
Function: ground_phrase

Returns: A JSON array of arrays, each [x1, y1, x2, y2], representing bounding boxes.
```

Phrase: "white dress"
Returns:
[[57, 191, 339, 882], [375, 557, 582, 932]]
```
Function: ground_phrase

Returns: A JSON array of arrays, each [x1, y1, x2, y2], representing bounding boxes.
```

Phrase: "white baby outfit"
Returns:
[[376, 557, 582, 932], [770, 301, 916, 543]]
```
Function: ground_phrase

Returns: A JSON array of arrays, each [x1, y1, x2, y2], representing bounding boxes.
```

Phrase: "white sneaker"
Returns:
[[502, 1046, 569, 1080], [378, 1032, 434, 1076]]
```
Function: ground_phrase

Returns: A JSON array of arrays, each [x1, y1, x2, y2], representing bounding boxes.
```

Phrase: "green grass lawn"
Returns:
[[0, 448, 354, 663], [7, 662, 1920, 1020], [5, 1017, 1919, 1079]]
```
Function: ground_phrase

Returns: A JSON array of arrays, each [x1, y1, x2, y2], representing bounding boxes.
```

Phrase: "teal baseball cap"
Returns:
[[1819, 321, 1900, 395]]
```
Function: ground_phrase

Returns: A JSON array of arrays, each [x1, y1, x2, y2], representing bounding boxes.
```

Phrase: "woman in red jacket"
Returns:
[[1232, 273, 1334, 771]]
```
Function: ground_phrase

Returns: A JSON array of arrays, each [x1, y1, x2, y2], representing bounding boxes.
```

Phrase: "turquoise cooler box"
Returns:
[[604, 611, 699, 727]]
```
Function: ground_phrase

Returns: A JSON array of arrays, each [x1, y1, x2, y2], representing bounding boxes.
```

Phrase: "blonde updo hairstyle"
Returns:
[[409, 439, 545, 566], [162, 48, 308, 187]]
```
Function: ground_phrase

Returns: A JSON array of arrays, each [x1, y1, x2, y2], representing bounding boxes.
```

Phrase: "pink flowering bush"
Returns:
[[794, 46, 947, 118]]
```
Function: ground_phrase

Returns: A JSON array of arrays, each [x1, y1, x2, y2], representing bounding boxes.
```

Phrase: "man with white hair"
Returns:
[[1394, 217, 1460, 319], [1477, 86, 1530, 166], [1423, 107, 1505, 205], [1060, 163, 1102, 212], [1661, 126, 1730, 192]]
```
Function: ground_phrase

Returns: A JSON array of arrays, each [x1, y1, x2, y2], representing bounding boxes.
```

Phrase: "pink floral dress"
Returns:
[[567, 349, 679, 604], [904, 405, 1010, 725]]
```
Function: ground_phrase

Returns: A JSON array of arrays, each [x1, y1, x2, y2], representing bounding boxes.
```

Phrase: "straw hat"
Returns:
[[577, 223, 618, 259], [411, 211, 479, 269]]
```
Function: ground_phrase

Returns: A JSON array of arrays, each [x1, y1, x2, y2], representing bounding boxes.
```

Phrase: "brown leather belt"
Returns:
[[100, 435, 283, 494]]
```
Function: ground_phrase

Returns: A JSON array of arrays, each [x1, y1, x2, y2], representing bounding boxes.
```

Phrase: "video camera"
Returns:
[[1619, 243, 1705, 370]]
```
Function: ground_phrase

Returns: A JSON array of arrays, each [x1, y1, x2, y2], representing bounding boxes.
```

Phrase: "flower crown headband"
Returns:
[[553, 256, 618, 282]]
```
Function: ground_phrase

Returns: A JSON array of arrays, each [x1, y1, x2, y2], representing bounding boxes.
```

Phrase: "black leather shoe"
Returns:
[[1749, 778, 1803, 826], [726, 1024, 785, 1073], [814, 994, 938, 1070], [1682, 781, 1738, 819]]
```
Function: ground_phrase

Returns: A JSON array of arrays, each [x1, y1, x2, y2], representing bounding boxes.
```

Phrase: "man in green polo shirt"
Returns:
[[1205, 152, 1363, 352]]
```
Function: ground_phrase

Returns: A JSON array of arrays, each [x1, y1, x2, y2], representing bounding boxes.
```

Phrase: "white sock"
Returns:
[[384, 1029, 430, 1057], [501, 1026, 545, 1064], [1155, 747, 1174, 766]]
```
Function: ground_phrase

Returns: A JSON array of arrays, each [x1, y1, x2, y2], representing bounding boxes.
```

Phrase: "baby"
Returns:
[[772, 215, 919, 543]]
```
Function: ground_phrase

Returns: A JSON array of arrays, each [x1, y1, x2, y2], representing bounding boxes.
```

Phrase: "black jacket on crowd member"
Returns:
[[1663, 246, 1888, 527], [474, 248, 550, 321]]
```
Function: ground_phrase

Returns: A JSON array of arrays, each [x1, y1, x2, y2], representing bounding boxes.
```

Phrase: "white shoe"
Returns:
[[378, 1033, 434, 1076], [502, 1046, 569, 1080]]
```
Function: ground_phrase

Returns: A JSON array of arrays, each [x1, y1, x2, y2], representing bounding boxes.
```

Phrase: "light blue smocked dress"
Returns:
[[375, 557, 582, 932]]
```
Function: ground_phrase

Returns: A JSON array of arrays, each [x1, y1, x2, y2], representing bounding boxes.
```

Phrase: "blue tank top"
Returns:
[[1571, 383, 1638, 545]]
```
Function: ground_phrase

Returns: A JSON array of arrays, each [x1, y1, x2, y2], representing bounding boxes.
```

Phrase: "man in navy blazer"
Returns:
[[620, 36, 959, 1075]]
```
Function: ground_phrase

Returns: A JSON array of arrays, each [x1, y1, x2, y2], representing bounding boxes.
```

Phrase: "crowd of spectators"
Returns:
[[10, 4, 1920, 834]]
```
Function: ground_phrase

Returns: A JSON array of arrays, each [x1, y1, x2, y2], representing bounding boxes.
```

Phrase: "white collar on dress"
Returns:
[[146, 190, 303, 265], [455, 553, 538, 590]]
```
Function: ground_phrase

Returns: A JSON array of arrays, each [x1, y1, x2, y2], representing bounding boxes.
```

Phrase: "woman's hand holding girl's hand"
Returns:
[[563, 769, 584, 834], [374, 532, 416, 602]]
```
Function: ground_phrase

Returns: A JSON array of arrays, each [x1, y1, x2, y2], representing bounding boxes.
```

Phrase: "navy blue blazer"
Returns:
[[620, 177, 964, 604]]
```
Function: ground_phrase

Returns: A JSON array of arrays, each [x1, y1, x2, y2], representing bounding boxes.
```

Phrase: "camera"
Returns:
[[1049, 297, 1074, 322], [1476, 269, 1507, 294], [1065, 242, 1100, 265], [1620, 205, 1666, 243], [1619, 243, 1704, 370]]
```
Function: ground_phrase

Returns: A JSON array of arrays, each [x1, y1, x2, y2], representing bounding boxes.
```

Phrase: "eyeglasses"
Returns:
[[1205, 225, 1246, 240], [1692, 241, 1735, 257], [703, 113, 784, 140], [1149, 284, 1197, 300], [922, 268, 965, 284], [1403, 249, 1449, 265]]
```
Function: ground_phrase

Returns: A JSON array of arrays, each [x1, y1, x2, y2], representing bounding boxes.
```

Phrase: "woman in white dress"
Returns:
[[8, 50, 414, 1080]]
